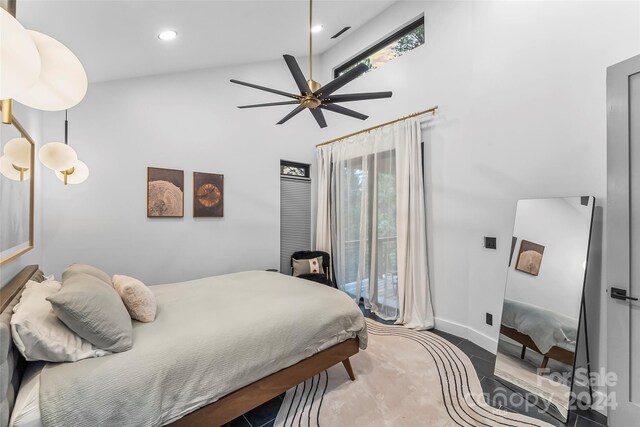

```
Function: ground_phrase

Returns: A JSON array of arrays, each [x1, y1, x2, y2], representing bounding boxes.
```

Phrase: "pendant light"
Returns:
[[14, 31, 88, 112], [40, 110, 89, 185], [0, 7, 41, 124], [55, 159, 88, 185], [0, 1, 87, 124], [0, 137, 31, 181], [0, 155, 29, 181], [4, 137, 31, 169]]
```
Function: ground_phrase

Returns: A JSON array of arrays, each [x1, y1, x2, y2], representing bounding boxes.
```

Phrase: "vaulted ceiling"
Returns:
[[17, 0, 396, 82]]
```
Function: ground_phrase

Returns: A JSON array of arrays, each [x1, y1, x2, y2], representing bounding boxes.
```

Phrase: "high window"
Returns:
[[334, 16, 425, 78], [280, 161, 310, 178]]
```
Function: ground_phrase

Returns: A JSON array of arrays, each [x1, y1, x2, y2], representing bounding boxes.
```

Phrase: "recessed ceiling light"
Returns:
[[311, 25, 323, 33], [158, 30, 177, 41]]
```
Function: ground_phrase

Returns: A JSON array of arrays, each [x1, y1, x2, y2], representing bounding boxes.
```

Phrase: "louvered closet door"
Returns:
[[280, 177, 311, 274]]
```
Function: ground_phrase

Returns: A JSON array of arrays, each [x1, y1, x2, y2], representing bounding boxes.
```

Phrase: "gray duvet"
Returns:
[[501, 299, 577, 354], [39, 271, 367, 427]]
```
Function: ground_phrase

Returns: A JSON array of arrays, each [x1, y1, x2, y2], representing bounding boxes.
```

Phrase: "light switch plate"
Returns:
[[484, 236, 497, 249]]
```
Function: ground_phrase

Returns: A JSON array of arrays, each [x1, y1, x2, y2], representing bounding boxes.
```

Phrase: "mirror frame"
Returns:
[[0, 113, 35, 266]]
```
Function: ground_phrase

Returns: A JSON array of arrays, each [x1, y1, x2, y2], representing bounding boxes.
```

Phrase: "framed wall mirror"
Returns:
[[494, 196, 595, 422], [0, 113, 35, 265]]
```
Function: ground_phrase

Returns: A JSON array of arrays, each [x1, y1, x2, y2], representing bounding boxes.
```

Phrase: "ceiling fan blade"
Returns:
[[309, 108, 327, 128], [277, 105, 305, 125], [283, 55, 311, 94], [230, 79, 300, 100], [237, 100, 300, 109], [324, 91, 392, 103], [314, 63, 369, 99], [321, 103, 369, 120]]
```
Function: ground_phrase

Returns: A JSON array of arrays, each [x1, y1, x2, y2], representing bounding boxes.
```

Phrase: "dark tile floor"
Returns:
[[428, 328, 607, 427], [223, 309, 608, 427]]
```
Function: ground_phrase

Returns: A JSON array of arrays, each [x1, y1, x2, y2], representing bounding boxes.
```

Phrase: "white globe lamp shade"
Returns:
[[56, 159, 89, 185], [14, 31, 88, 111], [39, 142, 77, 171], [0, 155, 29, 181], [3, 137, 31, 169], [0, 9, 41, 100]]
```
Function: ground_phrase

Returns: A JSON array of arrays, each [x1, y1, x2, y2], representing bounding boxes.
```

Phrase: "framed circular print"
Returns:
[[193, 172, 224, 217]]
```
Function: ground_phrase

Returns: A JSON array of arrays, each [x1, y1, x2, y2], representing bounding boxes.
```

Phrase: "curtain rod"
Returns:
[[316, 105, 438, 148]]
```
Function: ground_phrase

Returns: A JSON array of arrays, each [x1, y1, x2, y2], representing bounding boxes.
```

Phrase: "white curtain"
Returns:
[[394, 119, 434, 329], [315, 145, 332, 255], [315, 118, 434, 329]]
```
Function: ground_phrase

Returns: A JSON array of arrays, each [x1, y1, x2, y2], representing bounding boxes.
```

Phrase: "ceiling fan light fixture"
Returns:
[[301, 95, 321, 109], [311, 24, 323, 33]]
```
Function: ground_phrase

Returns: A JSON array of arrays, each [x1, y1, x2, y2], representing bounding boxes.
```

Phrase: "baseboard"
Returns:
[[434, 316, 497, 354], [433, 316, 470, 340], [468, 327, 499, 354]]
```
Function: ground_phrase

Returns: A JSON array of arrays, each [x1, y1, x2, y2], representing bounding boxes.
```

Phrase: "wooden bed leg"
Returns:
[[520, 345, 526, 359], [342, 358, 356, 381], [540, 356, 549, 370]]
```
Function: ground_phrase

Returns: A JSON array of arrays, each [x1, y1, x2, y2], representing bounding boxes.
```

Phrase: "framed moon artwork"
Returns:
[[193, 172, 224, 218], [147, 167, 184, 218]]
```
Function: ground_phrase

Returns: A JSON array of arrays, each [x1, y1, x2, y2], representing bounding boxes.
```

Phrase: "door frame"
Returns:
[[607, 54, 640, 425]]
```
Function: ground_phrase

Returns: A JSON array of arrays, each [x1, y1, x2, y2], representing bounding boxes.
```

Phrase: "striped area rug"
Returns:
[[275, 319, 553, 427]]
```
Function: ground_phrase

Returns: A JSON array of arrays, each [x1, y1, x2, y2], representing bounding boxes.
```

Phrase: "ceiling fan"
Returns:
[[230, 0, 392, 128]]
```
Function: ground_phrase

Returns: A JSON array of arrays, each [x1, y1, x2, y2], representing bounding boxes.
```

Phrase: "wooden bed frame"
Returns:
[[0, 265, 360, 427], [500, 324, 574, 370]]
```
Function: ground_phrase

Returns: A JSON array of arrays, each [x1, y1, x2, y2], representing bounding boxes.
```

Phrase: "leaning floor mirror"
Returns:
[[494, 196, 595, 422]]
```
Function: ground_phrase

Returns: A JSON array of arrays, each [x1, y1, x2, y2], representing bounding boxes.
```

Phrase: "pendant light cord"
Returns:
[[309, 0, 313, 81], [64, 110, 69, 145]]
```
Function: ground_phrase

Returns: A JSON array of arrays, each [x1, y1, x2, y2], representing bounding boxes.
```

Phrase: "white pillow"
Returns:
[[112, 275, 157, 323], [11, 280, 110, 362]]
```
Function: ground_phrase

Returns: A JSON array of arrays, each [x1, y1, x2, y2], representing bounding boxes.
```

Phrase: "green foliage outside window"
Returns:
[[337, 21, 425, 77]]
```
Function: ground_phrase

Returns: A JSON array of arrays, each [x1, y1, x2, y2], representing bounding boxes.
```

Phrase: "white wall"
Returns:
[[316, 0, 639, 402], [40, 58, 323, 285], [0, 104, 44, 288]]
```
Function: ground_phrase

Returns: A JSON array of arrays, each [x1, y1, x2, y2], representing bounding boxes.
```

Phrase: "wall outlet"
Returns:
[[486, 313, 493, 326], [484, 236, 497, 250]]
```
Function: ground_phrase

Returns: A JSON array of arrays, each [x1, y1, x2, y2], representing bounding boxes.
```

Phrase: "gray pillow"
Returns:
[[31, 269, 46, 283], [47, 273, 133, 352], [62, 264, 112, 285], [292, 256, 325, 277]]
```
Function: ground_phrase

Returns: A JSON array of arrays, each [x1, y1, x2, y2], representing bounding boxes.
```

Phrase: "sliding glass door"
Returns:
[[333, 149, 399, 320]]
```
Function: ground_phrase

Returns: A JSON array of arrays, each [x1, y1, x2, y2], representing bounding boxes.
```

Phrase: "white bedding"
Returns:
[[37, 271, 367, 427], [9, 362, 43, 427]]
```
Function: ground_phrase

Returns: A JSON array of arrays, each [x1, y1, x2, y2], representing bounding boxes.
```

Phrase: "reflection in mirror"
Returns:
[[494, 196, 595, 422], [0, 114, 35, 265]]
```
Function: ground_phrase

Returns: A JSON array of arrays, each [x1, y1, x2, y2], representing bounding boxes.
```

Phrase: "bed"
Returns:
[[0, 265, 367, 427], [499, 299, 577, 370]]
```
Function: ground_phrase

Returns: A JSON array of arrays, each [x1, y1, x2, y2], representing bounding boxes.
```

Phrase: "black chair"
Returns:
[[290, 250, 334, 287]]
